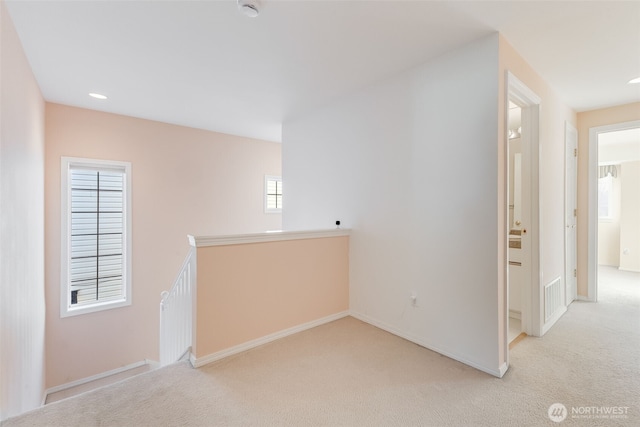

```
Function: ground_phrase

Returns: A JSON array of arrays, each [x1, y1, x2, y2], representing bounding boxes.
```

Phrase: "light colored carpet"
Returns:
[[3, 266, 638, 426]]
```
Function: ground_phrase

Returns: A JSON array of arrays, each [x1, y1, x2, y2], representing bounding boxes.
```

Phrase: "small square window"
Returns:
[[265, 176, 282, 213]]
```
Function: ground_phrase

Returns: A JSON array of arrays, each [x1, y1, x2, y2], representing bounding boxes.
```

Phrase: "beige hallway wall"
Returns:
[[193, 235, 349, 360]]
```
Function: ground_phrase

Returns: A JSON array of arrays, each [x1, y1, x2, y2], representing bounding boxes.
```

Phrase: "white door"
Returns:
[[565, 122, 578, 305], [518, 103, 533, 334]]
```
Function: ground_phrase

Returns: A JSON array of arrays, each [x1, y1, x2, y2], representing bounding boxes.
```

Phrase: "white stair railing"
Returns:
[[160, 248, 195, 366]]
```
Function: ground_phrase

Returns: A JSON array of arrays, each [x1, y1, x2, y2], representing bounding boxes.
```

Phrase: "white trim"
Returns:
[[146, 359, 161, 370], [565, 121, 578, 306], [188, 228, 350, 247], [507, 72, 541, 106], [60, 157, 132, 318], [190, 311, 350, 368], [351, 312, 505, 378], [541, 305, 568, 336], [588, 120, 640, 302], [43, 359, 154, 398], [508, 310, 521, 320], [499, 362, 509, 377]]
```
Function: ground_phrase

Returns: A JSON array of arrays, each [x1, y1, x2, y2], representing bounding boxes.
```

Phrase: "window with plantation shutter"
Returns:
[[264, 175, 282, 213], [61, 158, 132, 317]]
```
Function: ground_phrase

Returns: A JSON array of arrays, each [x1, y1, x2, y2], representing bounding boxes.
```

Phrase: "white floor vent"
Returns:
[[544, 277, 563, 322]]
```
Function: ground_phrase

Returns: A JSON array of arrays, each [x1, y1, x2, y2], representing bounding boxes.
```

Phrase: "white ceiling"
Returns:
[[5, 0, 640, 143]]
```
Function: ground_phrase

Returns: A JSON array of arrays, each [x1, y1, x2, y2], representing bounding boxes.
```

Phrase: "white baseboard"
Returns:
[[43, 359, 156, 398], [508, 310, 521, 320], [541, 305, 568, 336], [498, 362, 509, 378], [350, 311, 504, 378], [190, 311, 350, 368], [146, 359, 161, 369]]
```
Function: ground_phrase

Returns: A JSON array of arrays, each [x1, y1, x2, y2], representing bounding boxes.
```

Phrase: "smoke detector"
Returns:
[[238, 0, 260, 18]]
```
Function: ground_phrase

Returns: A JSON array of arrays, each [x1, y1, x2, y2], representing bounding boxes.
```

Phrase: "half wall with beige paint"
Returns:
[[45, 104, 281, 388], [192, 235, 349, 361]]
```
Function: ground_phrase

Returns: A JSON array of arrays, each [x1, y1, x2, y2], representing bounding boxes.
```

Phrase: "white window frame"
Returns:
[[60, 157, 132, 317], [264, 175, 282, 213]]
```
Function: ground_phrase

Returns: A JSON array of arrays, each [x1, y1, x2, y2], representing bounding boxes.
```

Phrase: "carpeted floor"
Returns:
[[3, 266, 638, 426]]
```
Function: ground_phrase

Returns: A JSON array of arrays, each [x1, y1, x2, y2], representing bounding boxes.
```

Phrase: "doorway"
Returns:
[[588, 121, 640, 300], [507, 101, 526, 344], [506, 72, 541, 356]]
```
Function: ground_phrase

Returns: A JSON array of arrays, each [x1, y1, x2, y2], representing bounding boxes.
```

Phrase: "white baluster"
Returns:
[[159, 249, 195, 366]]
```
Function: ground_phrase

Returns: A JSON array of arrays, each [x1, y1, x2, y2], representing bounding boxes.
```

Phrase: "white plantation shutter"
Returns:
[[70, 169, 125, 305], [265, 176, 282, 212], [61, 158, 131, 317]]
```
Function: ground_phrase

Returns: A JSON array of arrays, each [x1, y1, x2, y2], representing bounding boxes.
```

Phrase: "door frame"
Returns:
[[565, 122, 578, 305], [506, 72, 542, 343], [587, 120, 640, 301]]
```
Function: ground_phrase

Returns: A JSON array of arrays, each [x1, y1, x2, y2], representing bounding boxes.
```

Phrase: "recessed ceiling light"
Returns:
[[628, 77, 640, 84], [89, 93, 108, 100]]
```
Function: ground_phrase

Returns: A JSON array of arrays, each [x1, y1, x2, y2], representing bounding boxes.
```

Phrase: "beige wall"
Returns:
[[45, 104, 281, 388], [193, 237, 349, 358], [619, 161, 640, 272], [0, 0, 46, 419], [577, 103, 640, 294]]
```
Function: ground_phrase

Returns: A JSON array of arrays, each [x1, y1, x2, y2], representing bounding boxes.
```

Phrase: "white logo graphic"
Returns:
[[548, 403, 568, 423]]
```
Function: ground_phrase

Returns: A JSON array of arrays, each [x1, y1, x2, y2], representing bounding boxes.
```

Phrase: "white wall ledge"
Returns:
[[188, 228, 350, 247]]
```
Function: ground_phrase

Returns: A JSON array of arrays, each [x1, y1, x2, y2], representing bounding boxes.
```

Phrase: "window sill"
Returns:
[[598, 218, 615, 223], [61, 299, 131, 318]]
